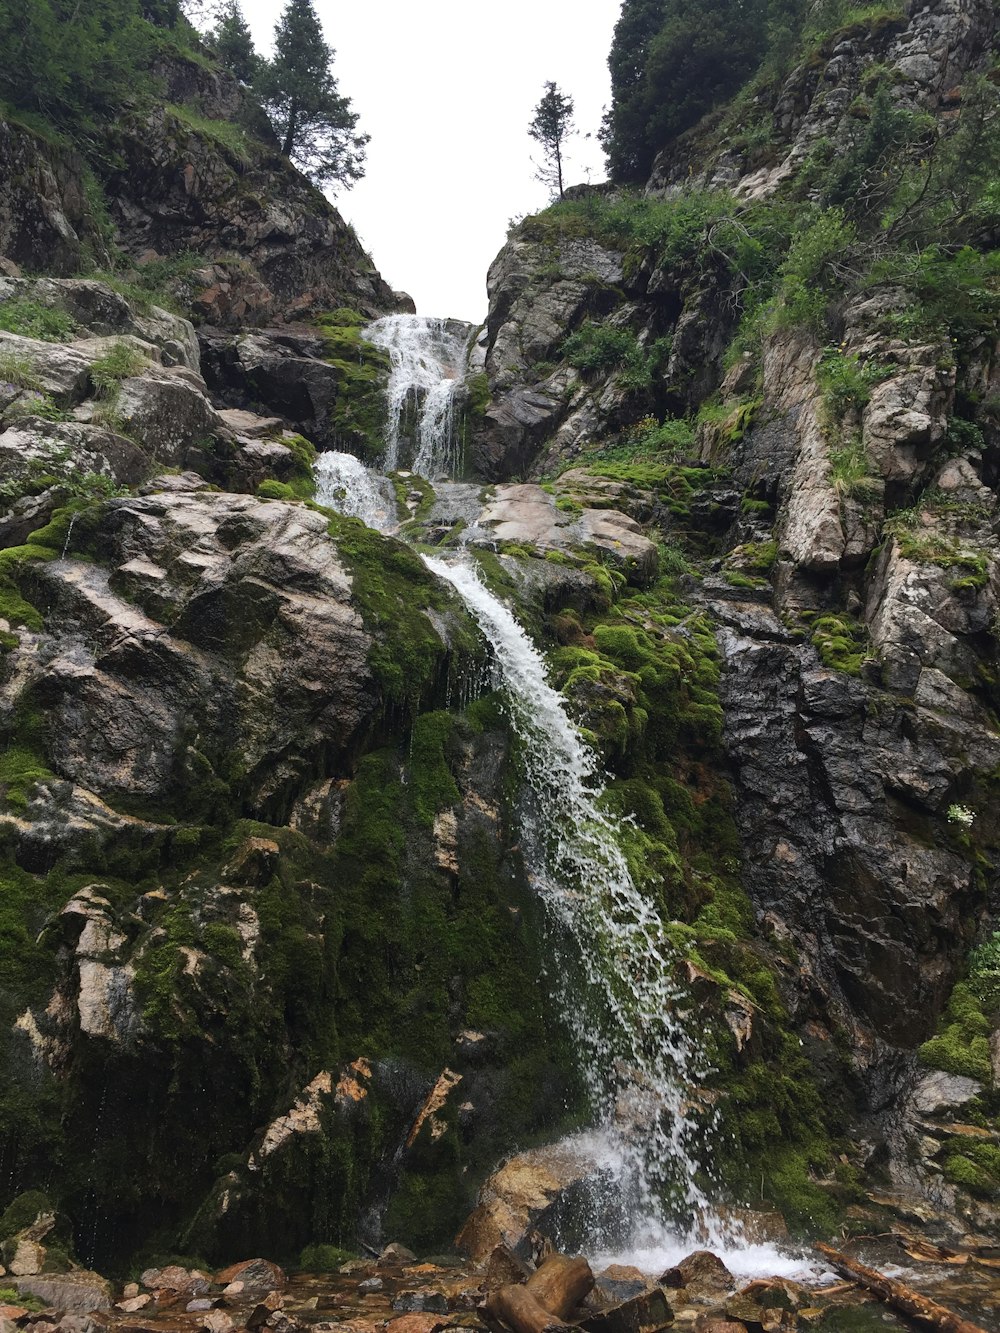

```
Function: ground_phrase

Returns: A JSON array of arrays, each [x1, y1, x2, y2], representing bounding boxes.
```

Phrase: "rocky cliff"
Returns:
[[468, 0, 1000, 1240], [2, 0, 1000, 1283]]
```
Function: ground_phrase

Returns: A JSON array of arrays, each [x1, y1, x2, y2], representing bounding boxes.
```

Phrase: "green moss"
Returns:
[[325, 512, 474, 707], [919, 981, 992, 1082], [313, 310, 390, 460], [408, 712, 460, 827], [298, 1242, 357, 1271], [0, 1191, 52, 1240], [811, 613, 869, 675], [943, 1151, 997, 1196], [257, 480, 301, 502]]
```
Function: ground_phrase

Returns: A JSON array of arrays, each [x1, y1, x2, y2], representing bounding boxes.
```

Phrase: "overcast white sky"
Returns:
[[240, 0, 622, 323]]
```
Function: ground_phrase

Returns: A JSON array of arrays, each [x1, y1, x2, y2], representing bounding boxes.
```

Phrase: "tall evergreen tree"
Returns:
[[212, 0, 256, 83], [257, 0, 367, 189], [529, 81, 575, 200], [600, 0, 667, 183]]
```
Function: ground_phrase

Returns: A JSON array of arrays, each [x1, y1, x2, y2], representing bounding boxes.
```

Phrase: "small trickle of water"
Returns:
[[315, 451, 395, 532], [422, 554, 720, 1250], [365, 315, 473, 478]]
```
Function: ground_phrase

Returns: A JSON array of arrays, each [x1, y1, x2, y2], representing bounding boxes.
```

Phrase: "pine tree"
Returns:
[[600, 0, 667, 183], [257, 0, 367, 189], [529, 81, 575, 201], [212, 0, 256, 83]]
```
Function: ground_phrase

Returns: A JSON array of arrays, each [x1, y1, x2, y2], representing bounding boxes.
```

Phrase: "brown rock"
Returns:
[[220, 838, 281, 888], [659, 1253, 734, 1299], [579, 1287, 674, 1333], [594, 1266, 651, 1305], [693, 1320, 746, 1333], [483, 1244, 532, 1289], [214, 1259, 286, 1293], [117, 1297, 152, 1313], [378, 1243, 418, 1267], [385, 1318, 448, 1333], [202, 1311, 235, 1333]]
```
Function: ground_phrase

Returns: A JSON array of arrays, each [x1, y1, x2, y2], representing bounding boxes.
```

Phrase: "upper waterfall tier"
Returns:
[[364, 315, 476, 479]]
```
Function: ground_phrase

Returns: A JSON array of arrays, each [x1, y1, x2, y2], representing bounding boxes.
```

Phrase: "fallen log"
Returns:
[[526, 1255, 596, 1318], [485, 1253, 595, 1333], [485, 1284, 575, 1333], [815, 1243, 986, 1333]]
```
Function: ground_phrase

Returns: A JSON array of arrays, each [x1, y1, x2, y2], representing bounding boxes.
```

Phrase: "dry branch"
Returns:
[[815, 1242, 986, 1333]]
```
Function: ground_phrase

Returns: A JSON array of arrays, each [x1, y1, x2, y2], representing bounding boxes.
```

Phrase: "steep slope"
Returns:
[[469, 0, 1000, 1236]]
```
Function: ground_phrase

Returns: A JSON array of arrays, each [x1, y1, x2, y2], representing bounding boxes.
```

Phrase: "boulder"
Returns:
[[579, 1288, 674, 1333], [214, 1259, 286, 1293], [659, 1252, 734, 1299], [455, 1137, 619, 1262], [15, 1273, 113, 1314]]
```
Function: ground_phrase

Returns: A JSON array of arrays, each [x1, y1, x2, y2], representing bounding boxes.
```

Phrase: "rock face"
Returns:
[[3, 0, 1000, 1271], [0, 57, 399, 326]]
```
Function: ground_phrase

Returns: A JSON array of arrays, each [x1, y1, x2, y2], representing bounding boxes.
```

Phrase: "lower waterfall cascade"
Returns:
[[314, 439, 813, 1282]]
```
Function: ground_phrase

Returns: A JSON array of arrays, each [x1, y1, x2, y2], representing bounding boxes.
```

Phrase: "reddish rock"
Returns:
[[214, 1259, 286, 1293], [385, 1316, 448, 1333]]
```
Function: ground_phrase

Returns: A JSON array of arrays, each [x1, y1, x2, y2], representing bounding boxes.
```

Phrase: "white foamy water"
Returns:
[[314, 450, 395, 531], [365, 314, 472, 477], [423, 554, 723, 1249]]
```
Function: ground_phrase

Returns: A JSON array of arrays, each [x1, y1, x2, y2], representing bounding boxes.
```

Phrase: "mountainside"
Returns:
[[1, 0, 1000, 1302]]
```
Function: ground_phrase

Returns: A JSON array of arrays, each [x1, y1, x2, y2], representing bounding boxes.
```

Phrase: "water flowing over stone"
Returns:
[[314, 450, 395, 531], [364, 315, 474, 477], [422, 553, 715, 1248]]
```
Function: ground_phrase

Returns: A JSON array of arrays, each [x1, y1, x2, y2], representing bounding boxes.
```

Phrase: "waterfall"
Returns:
[[312, 435, 807, 1280], [364, 315, 473, 478], [422, 553, 715, 1246], [315, 450, 396, 531]]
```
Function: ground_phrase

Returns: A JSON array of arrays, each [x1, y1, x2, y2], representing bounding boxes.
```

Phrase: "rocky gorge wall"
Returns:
[[465, 0, 1000, 1241], [1, 0, 1000, 1282]]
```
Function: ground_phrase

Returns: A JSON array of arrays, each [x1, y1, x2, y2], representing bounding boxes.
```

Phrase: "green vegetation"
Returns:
[[561, 321, 668, 392], [313, 309, 389, 460], [166, 102, 251, 163], [0, 300, 75, 342], [919, 981, 992, 1082], [90, 340, 148, 395], [0, 349, 41, 391], [256, 0, 367, 188], [0, 0, 210, 140]]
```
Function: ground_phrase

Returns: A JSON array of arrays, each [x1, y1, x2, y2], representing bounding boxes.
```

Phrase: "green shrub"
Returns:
[[0, 349, 41, 390], [90, 341, 148, 396], [0, 300, 75, 342]]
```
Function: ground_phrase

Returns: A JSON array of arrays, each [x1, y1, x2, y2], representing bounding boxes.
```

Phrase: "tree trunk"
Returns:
[[485, 1285, 574, 1333], [485, 1253, 595, 1333], [815, 1243, 986, 1333], [526, 1254, 595, 1317]]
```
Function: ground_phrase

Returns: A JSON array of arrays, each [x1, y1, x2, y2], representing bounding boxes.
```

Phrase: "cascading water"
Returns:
[[312, 421, 809, 1281], [422, 556, 710, 1233], [315, 450, 395, 531], [364, 314, 473, 477]]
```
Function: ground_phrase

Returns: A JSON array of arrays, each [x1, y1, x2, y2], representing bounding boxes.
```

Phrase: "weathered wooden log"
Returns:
[[485, 1252, 596, 1333], [526, 1254, 596, 1318], [815, 1243, 986, 1333], [485, 1284, 575, 1333]]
